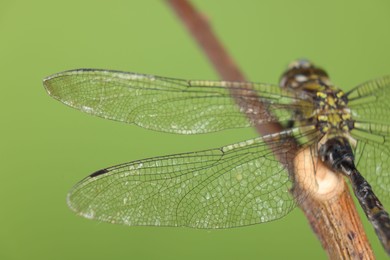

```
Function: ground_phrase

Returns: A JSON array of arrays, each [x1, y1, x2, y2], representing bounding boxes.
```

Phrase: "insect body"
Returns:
[[282, 60, 390, 253]]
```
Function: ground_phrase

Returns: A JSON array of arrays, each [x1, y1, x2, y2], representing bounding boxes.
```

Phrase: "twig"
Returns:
[[165, 0, 282, 137], [166, 0, 374, 259]]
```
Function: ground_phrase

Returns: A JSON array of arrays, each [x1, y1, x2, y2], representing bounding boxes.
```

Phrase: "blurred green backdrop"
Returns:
[[1, 0, 390, 259]]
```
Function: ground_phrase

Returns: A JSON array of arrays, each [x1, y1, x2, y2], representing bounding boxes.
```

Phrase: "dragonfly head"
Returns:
[[280, 59, 331, 90], [287, 59, 314, 70]]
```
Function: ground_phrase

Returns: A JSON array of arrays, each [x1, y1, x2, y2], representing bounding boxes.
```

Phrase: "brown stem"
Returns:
[[166, 0, 374, 259], [166, 0, 282, 137]]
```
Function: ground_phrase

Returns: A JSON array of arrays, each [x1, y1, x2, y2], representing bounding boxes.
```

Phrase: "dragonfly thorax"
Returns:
[[313, 90, 354, 135], [281, 60, 355, 136]]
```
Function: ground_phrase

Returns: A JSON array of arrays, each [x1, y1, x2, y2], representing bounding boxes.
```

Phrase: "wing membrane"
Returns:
[[67, 128, 318, 228], [351, 127, 390, 209], [348, 75, 390, 124], [347, 75, 390, 208], [43, 69, 300, 134]]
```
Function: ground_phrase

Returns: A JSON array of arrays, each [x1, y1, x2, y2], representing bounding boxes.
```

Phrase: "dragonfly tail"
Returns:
[[349, 169, 390, 255]]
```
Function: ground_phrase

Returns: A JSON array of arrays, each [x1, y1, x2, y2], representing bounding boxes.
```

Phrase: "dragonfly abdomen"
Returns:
[[319, 136, 390, 254], [349, 169, 390, 255]]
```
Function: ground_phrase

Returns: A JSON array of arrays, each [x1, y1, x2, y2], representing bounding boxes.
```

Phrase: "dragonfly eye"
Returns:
[[287, 59, 314, 69], [280, 60, 330, 89]]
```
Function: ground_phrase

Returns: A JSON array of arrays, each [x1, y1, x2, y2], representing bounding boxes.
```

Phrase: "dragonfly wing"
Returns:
[[351, 127, 390, 209], [67, 128, 317, 228], [43, 69, 298, 134], [348, 75, 390, 208], [348, 75, 390, 124]]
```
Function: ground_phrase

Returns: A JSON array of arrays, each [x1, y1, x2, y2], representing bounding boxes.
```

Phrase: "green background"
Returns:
[[1, 0, 390, 259]]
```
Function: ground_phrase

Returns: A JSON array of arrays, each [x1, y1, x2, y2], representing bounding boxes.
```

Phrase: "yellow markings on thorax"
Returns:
[[318, 115, 328, 121], [341, 113, 351, 120], [316, 92, 327, 99], [336, 91, 345, 98], [328, 113, 342, 124], [314, 89, 352, 134], [327, 96, 336, 107]]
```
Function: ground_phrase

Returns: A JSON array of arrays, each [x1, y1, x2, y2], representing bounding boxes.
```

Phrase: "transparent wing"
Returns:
[[351, 126, 390, 210], [347, 75, 390, 124], [43, 69, 302, 134], [347, 75, 390, 208], [67, 128, 318, 228]]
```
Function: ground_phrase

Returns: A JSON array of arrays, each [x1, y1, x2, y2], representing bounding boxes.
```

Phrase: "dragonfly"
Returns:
[[44, 60, 390, 255]]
